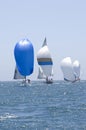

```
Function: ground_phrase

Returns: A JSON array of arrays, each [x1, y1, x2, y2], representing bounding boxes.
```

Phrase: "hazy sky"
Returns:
[[0, 0, 86, 81]]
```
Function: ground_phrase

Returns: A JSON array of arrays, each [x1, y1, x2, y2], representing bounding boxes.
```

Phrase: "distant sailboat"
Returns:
[[37, 38, 53, 83], [61, 57, 80, 82]]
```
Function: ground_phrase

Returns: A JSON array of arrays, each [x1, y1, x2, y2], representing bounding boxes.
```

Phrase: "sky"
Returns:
[[0, 0, 86, 81]]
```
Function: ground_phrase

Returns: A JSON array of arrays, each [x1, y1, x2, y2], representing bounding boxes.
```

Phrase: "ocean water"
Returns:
[[0, 80, 86, 130]]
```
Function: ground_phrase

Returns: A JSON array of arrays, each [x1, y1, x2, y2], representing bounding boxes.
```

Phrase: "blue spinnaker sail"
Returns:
[[14, 38, 34, 76]]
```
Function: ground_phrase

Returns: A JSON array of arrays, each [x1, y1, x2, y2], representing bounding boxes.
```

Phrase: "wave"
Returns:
[[0, 113, 17, 121]]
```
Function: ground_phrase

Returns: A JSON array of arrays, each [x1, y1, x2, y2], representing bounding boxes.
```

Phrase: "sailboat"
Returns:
[[37, 37, 53, 83], [60, 57, 80, 82], [14, 38, 34, 84]]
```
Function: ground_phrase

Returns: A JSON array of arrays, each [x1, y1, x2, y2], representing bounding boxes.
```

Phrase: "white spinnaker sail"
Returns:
[[14, 66, 25, 79], [73, 60, 80, 79], [37, 66, 46, 79], [37, 38, 53, 77], [61, 57, 75, 81]]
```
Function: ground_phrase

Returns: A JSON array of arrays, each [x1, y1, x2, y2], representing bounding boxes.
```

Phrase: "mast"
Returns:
[[25, 76, 26, 82]]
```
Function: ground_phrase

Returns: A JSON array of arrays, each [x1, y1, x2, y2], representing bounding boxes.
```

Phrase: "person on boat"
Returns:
[[27, 79, 30, 83], [46, 75, 53, 83]]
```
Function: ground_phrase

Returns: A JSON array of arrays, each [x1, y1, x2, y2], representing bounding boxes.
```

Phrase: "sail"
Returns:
[[51, 68, 54, 76], [37, 67, 46, 79], [73, 60, 80, 79], [14, 66, 25, 79], [37, 38, 53, 78], [14, 38, 34, 76], [61, 57, 75, 81], [42, 37, 47, 47]]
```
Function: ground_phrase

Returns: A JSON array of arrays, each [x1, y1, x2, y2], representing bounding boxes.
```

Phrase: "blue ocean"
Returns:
[[0, 80, 86, 130]]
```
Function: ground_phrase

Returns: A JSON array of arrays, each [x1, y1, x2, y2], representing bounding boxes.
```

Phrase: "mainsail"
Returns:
[[37, 37, 53, 83], [37, 66, 46, 79], [61, 57, 80, 82], [14, 66, 25, 79]]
